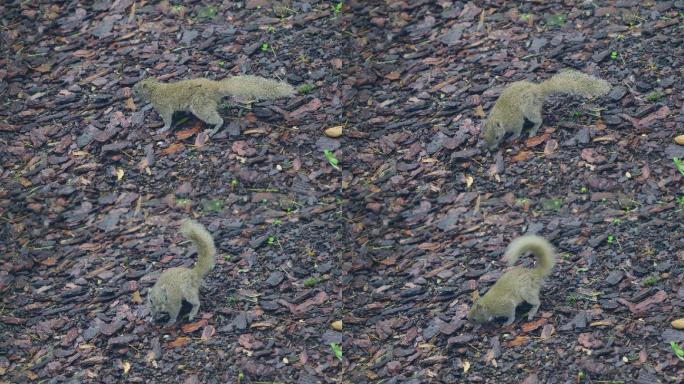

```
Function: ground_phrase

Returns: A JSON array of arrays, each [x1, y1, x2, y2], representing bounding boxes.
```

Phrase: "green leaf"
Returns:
[[673, 158, 684, 176], [670, 341, 684, 361], [324, 150, 340, 170], [330, 343, 343, 361]]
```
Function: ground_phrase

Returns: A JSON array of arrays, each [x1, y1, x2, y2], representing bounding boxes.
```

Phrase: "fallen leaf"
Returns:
[[324, 125, 343, 138], [473, 105, 486, 118], [167, 337, 191, 348], [510, 150, 533, 163], [162, 143, 185, 155], [121, 360, 131, 374], [589, 320, 613, 327], [508, 335, 530, 347], [201, 324, 215, 341], [331, 320, 343, 331], [521, 318, 545, 332], [671, 318, 684, 330], [525, 133, 549, 147], [384, 71, 401, 80], [176, 126, 199, 140], [181, 320, 207, 333], [116, 168, 124, 181], [131, 291, 143, 305], [674, 135, 684, 145], [463, 360, 470, 373]]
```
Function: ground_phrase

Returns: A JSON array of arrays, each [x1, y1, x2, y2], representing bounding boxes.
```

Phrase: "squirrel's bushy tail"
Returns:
[[539, 69, 611, 98], [218, 75, 295, 100], [181, 220, 216, 279], [504, 235, 556, 277]]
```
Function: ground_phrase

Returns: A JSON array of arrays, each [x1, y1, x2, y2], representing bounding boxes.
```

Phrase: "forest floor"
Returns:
[[1, 1, 683, 383]]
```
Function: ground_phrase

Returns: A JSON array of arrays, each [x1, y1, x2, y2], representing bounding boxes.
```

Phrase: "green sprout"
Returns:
[[519, 13, 533, 22], [324, 150, 340, 170], [176, 198, 191, 208], [670, 342, 684, 361], [580, 186, 588, 194], [298, 84, 315, 94], [202, 199, 224, 213], [197, 5, 218, 19], [607, 235, 615, 244], [677, 195, 684, 206], [646, 91, 662, 102], [545, 14, 567, 27], [266, 25, 276, 33], [267, 236, 275, 246], [171, 5, 185, 14], [610, 51, 618, 60], [569, 110, 581, 119], [673, 158, 684, 175], [330, 343, 343, 361], [641, 276, 659, 287], [611, 218, 622, 225], [230, 179, 239, 189], [303, 277, 321, 288], [332, 2, 343, 17], [260, 43, 269, 52], [226, 296, 238, 307]]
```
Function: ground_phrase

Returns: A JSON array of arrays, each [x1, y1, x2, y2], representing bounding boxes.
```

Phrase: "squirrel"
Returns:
[[482, 69, 611, 149], [133, 75, 295, 134], [147, 220, 216, 326], [467, 235, 556, 326]]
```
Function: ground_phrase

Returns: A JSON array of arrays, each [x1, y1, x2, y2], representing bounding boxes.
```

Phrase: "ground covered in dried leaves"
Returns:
[[1, 1, 683, 383]]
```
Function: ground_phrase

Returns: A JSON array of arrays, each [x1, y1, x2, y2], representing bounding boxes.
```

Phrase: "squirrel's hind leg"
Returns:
[[184, 289, 201, 321], [525, 107, 544, 137], [165, 299, 182, 326], [502, 301, 518, 326], [524, 293, 541, 320]]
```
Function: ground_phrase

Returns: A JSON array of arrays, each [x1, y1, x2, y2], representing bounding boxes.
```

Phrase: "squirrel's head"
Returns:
[[482, 118, 505, 150], [133, 78, 157, 100], [147, 284, 168, 319], [467, 301, 488, 323]]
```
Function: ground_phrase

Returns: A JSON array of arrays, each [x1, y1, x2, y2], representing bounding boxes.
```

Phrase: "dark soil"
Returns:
[[1, 1, 683, 383]]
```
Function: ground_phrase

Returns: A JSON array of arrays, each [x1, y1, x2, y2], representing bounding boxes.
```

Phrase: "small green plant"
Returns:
[[616, 33, 625, 41], [332, 2, 343, 17], [298, 84, 314, 94], [176, 198, 191, 208], [324, 150, 340, 170], [677, 195, 684, 206], [202, 199, 224, 213], [565, 293, 579, 305], [223, 255, 232, 262], [330, 343, 343, 361], [580, 186, 588, 193], [272, 219, 282, 226], [217, 60, 226, 68], [226, 296, 238, 307], [670, 342, 684, 361], [607, 235, 615, 244], [610, 51, 618, 60], [641, 276, 659, 287], [646, 91, 662, 102], [542, 198, 563, 212], [260, 43, 269, 52], [569, 110, 581, 119], [519, 13, 533, 22], [171, 5, 185, 14], [304, 277, 321, 288], [267, 236, 275, 246], [611, 218, 622, 225], [545, 13, 567, 27], [673, 158, 684, 175], [197, 5, 218, 19], [266, 25, 275, 33], [230, 179, 239, 189]]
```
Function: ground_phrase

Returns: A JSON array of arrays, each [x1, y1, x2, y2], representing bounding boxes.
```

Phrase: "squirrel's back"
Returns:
[[181, 220, 216, 279], [538, 70, 611, 98], [504, 235, 555, 277]]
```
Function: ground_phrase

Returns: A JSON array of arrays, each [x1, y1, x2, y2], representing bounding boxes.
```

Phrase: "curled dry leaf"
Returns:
[[671, 318, 684, 330], [674, 135, 684, 145], [324, 125, 343, 138], [331, 320, 343, 331]]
